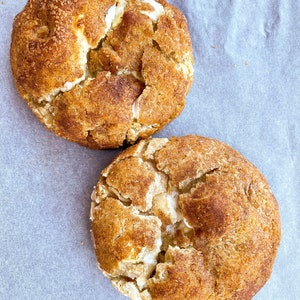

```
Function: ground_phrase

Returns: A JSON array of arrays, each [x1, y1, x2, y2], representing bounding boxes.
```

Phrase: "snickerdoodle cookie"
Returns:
[[11, 0, 193, 149], [91, 135, 281, 300]]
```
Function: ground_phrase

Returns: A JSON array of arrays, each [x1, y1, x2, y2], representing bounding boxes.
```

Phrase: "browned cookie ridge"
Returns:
[[11, 0, 193, 149], [91, 135, 281, 300]]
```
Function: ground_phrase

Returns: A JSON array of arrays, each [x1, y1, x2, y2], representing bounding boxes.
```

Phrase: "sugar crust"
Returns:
[[10, 0, 193, 149], [91, 135, 281, 300]]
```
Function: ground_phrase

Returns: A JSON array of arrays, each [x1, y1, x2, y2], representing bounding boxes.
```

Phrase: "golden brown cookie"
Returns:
[[91, 135, 281, 300], [10, 0, 193, 149]]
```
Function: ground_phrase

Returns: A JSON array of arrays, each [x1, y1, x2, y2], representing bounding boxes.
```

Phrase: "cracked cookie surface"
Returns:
[[10, 0, 193, 149], [91, 135, 281, 300]]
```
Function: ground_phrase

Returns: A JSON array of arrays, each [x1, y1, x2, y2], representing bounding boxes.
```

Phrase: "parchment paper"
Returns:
[[1, 1, 299, 299]]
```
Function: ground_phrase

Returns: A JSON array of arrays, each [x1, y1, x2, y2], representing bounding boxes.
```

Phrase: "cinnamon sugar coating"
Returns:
[[10, 0, 193, 149], [91, 135, 281, 299]]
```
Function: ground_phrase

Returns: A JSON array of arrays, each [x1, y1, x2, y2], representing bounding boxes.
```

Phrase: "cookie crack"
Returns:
[[243, 180, 263, 212], [180, 168, 220, 194], [92, 139, 217, 296], [105, 181, 133, 206], [35, 0, 184, 148], [39, 0, 128, 104]]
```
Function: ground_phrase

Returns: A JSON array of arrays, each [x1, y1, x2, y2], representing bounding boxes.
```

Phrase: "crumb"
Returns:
[[210, 44, 217, 49], [244, 60, 249, 66]]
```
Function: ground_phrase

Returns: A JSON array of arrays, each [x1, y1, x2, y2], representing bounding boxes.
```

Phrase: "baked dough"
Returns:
[[91, 135, 281, 300], [10, 0, 193, 149]]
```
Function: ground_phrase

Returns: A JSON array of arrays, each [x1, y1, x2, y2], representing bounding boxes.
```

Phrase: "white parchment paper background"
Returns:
[[0, 1, 299, 299]]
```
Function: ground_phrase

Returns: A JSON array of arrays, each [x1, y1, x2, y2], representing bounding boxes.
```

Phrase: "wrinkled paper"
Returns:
[[0, 0, 299, 299]]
